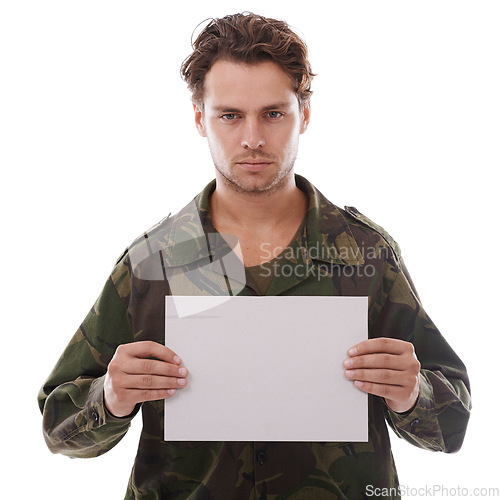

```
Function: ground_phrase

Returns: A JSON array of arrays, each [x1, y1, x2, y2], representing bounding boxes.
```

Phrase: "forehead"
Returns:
[[203, 59, 298, 110]]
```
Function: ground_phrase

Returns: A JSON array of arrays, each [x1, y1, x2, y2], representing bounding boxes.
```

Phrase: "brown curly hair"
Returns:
[[180, 12, 315, 111]]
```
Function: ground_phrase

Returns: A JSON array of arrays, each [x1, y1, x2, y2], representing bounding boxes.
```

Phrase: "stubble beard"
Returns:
[[210, 149, 298, 196], [215, 162, 295, 196]]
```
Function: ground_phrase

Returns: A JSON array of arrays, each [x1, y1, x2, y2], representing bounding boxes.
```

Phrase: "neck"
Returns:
[[209, 172, 307, 232]]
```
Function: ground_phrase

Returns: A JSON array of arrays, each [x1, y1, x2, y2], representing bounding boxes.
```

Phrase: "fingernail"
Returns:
[[179, 367, 187, 377], [354, 381, 364, 388], [344, 358, 353, 368], [173, 356, 181, 364], [167, 389, 176, 395], [345, 370, 354, 379], [178, 378, 186, 386], [348, 347, 357, 356]]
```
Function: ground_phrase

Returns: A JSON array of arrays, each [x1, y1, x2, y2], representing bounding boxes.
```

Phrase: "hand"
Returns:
[[343, 338, 421, 413], [103, 341, 188, 417]]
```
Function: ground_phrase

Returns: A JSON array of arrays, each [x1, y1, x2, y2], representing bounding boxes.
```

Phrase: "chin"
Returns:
[[218, 166, 293, 195], [231, 176, 287, 195]]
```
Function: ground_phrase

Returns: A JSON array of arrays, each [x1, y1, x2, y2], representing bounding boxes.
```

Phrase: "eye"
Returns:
[[267, 111, 284, 119], [221, 113, 238, 121]]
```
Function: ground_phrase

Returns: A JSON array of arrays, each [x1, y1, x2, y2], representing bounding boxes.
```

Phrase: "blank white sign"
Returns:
[[164, 295, 368, 442]]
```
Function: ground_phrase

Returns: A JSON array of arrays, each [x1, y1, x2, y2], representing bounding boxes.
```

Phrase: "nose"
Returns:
[[240, 118, 265, 149]]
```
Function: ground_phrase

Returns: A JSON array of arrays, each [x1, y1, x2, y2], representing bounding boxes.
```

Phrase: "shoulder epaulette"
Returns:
[[344, 206, 401, 262]]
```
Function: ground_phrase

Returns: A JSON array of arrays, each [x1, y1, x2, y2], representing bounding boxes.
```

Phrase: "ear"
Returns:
[[300, 102, 311, 134], [193, 103, 207, 137]]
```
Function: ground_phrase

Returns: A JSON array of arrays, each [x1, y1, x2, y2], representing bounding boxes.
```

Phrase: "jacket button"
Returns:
[[256, 450, 266, 465], [91, 411, 99, 423]]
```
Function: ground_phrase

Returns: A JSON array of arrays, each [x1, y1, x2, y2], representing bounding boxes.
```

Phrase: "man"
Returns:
[[38, 12, 471, 499]]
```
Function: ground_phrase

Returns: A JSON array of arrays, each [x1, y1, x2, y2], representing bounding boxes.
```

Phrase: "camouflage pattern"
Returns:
[[38, 174, 471, 499]]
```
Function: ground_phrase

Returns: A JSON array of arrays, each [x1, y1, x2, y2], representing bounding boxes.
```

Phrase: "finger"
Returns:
[[345, 368, 412, 387], [352, 380, 410, 401], [165, 389, 177, 399], [348, 338, 413, 357], [343, 353, 403, 371], [120, 341, 182, 365], [130, 388, 181, 404], [123, 357, 189, 378], [122, 373, 188, 390]]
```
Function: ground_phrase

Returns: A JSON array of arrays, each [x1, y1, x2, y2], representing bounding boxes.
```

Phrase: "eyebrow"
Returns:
[[212, 102, 291, 113]]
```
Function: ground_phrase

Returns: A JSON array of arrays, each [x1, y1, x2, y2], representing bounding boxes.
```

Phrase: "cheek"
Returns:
[[280, 129, 301, 156], [206, 132, 231, 161], [278, 120, 301, 143]]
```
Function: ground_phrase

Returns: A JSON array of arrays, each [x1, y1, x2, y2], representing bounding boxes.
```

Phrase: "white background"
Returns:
[[1, 1, 498, 498]]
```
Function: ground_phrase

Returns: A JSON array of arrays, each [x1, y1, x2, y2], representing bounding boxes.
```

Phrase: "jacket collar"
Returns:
[[159, 174, 364, 268]]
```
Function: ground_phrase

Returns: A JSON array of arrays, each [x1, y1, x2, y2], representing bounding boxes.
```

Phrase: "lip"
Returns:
[[236, 161, 273, 172]]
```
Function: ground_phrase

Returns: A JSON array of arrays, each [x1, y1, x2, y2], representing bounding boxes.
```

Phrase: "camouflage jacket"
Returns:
[[38, 174, 471, 500]]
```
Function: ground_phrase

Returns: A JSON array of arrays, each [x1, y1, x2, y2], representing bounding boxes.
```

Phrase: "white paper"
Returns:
[[164, 295, 368, 442]]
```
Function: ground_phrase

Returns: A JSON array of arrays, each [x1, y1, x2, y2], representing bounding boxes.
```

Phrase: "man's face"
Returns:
[[194, 59, 310, 194]]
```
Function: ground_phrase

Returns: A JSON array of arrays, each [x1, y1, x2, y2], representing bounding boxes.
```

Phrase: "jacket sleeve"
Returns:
[[37, 258, 139, 458], [373, 258, 471, 453]]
